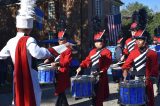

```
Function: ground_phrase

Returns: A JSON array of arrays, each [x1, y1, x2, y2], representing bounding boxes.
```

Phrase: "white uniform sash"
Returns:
[[133, 49, 148, 75], [126, 39, 136, 52]]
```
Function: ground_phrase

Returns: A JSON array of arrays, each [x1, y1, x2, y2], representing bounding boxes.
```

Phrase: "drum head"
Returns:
[[114, 46, 122, 61]]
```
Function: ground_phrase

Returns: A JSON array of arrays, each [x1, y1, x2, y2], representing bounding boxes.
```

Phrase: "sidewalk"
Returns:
[[41, 82, 160, 106], [0, 81, 160, 106], [40, 82, 120, 106]]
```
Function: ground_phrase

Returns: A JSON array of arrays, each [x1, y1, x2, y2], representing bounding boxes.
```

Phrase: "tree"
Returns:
[[121, 2, 153, 17], [148, 13, 160, 35], [121, 2, 155, 39]]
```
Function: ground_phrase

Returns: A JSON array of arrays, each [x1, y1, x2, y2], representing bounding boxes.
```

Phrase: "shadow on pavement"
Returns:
[[70, 99, 92, 106], [0, 93, 13, 106], [107, 92, 119, 101], [155, 94, 160, 106]]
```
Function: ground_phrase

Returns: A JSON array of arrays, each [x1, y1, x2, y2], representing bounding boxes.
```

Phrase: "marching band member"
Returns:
[[153, 26, 160, 44], [153, 26, 160, 94], [122, 22, 138, 57], [122, 30, 158, 106], [46, 29, 72, 106], [121, 8, 147, 62], [76, 30, 112, 106], [0, 0, 53, 106]]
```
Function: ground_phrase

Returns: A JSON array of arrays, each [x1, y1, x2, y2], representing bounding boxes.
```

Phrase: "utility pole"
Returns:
[[80, 0, 83, 61]]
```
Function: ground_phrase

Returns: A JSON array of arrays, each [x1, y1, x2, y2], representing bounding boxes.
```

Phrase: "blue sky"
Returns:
[[121, 0, 160, 12]]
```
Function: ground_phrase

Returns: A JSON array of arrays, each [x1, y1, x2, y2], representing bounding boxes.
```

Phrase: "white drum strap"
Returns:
[[133, 49, 148, 73], [127, 39, 136, 52], [90, 49, 104, 69]]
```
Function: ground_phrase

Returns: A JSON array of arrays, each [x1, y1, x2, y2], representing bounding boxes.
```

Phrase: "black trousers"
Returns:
[[91, 82, 99, 106], [56, 92, 69, 106]]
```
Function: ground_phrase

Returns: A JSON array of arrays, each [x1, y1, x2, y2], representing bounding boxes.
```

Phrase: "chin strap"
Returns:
[[139, 46, 147, 53]]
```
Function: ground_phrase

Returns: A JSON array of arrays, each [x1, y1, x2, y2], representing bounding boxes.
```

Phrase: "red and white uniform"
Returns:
[[48, 46, 72, 95], [123, 30, 144, 56], [80, 48, 112, 106], [122, 48, 158, 106], [0, 32, 52, 106], [123, 38, 138, 56]]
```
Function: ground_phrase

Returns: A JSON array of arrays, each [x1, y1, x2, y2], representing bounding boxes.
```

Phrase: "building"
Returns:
[[54, 0, 123, 57], [0, 0, 123, 57]]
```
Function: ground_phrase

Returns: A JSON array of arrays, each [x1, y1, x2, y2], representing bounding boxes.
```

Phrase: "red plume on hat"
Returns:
[[134, 29, 150, 44], [130, 22, 138, 30], [130, 8, 147, 31], [134, 29, 149, 40], [134, 29, 143, 37], [94, 30, 105, 41], [117, 38, 123, 44], [130, 11, 139, 30], [58, 29, 66, 39]]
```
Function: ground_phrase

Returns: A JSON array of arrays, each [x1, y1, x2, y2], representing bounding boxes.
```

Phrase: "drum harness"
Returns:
[[90, 48, 105, 83], [132, 48, 148, 76], [126, 39, 136, 53]]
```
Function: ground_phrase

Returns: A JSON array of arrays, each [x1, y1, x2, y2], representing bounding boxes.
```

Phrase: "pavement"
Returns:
[[0, 77, 160, 106], [40, 82, 120, 106]]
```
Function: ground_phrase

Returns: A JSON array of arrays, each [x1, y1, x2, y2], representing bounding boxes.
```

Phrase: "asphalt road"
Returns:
[[0, 81, 160, 106]]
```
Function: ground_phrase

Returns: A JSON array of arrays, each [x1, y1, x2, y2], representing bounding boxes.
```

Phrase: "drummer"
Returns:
[[45, 29, 72, 106], [153, 26, 160, 44], [122, 30, 159, 106], [153, 26, 160, 94], [76, 30, 112, 106], [121, 9, 147, 62]]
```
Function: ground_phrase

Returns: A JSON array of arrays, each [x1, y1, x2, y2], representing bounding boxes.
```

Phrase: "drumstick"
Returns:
[[38, 63, 46, 66], [75, 72, 79, 77], [38, 63, 51, 67], [117, 61, 125, 65], [123, 76, 127, 82]]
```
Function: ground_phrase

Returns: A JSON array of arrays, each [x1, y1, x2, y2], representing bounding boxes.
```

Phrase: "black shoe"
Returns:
[[75, 97, 82, 100], [62, 104, 69, 106]]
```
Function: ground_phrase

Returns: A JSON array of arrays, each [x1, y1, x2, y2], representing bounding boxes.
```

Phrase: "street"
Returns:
[[0, 81, 160, 106]]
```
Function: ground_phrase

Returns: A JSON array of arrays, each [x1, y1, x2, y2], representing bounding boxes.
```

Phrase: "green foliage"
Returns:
[[147, 13, 160, 34], [121, 2, 152, 16], [120, 1, 160, 41]]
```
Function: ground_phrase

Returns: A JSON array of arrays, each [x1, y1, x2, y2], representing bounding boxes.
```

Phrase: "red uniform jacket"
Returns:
[[80, 48, 112, 101], [49, 47, 72, 95], [123, 38, 138, 56], [122, 48, 158, 106], [122, 48, 158, 78], [56, 48, 72, 95]]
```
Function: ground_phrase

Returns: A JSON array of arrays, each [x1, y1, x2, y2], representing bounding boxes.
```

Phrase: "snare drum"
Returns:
[[71, 75, 96, 98], [119, 80, 146, 105], [38, 65, 55, 84]]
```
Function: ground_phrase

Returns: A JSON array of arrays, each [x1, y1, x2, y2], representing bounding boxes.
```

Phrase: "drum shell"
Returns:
[[119, 80, 146, 105], [71, 75, 96, 98], [38, 66, 55, 84], [111, 69, 122, 83]]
